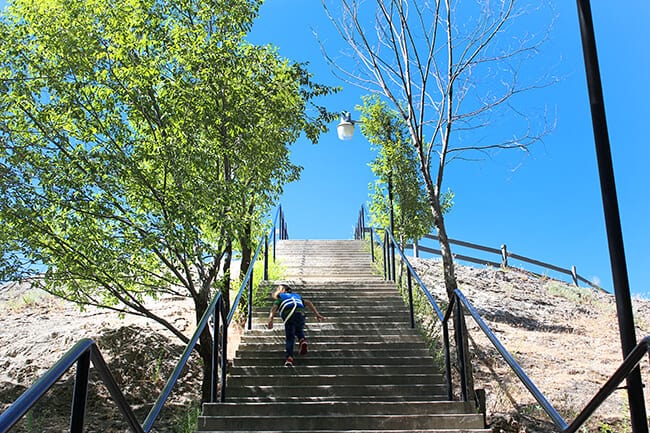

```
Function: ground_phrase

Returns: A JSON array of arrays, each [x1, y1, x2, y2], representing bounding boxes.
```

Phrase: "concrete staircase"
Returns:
[[198, 239, 489, 433]]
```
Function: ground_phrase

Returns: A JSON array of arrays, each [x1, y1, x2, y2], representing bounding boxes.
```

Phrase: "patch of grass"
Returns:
[[3, 288, 57, 312], [232, 256, 286, 322], [547, 283, 596, 304], [172, 403, 201, 433]]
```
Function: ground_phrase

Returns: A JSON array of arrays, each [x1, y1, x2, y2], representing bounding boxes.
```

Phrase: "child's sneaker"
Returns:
[[299, 338, 308, 356], [284, 356, 294, 367]]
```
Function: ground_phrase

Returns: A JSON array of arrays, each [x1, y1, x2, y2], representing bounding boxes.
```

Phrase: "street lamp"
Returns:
[[336, 112, 356, 140], [337, 111, 397, 280]]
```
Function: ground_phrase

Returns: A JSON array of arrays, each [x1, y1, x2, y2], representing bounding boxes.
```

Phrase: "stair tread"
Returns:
[[198, 239, 485, 433]]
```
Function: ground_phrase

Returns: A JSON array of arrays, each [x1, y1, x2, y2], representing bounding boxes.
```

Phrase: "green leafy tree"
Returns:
[[357, 94, 442, 247], [0, 0, 336, 402]]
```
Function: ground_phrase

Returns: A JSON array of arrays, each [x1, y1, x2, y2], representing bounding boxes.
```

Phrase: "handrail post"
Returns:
[[70, 351, 90, 433], [210, 300, 219, 403], [359, 205, 366, 239], [571, 265, 578, 286], [219, 299, 228, 403], [264, 235, 269, 281], [273, 225, 277, 262], [442, 319, 453, 400], [370, 227, 375, 262], [383, 231, 388, 280], [390, 237, 396, 282], [247, 268, 254, 331], [455, 299, 468, 402], [407, 270, 415, 329]]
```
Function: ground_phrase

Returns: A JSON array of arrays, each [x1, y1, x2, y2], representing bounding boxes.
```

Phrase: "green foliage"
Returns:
[[172, 403, 201, 433], [357, 94, 449, 243], [547, 283, 596, 305], [598, 422, 615, 433], [0, 0, 336, 400], [0, 0, 332, 305], [233, 255, 285, 323]]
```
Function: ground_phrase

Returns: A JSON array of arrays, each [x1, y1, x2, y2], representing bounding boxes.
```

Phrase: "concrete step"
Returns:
[[237, 341, 430, 352], [197, 239, 487, 433], [254, 305, 411, 314], [200, 429, 488, 433], [250, 321, 419, 330], [246, 326, 422, 335], [228, 365, 442, 376], [197, 413, 485, 431], [227, 373, 444, 387], [231, 356, 436, 367], [202, 400, 476, 417], [238, 334, 425, 344], [225, 383, 448, 399], [234, 348, 433, 359]]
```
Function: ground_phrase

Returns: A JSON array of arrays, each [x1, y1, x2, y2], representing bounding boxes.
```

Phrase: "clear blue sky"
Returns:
[[247, 1, 650, 298], [1, 1, 647, 297]]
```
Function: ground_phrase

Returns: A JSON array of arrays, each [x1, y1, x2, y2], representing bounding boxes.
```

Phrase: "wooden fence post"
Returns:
[[571, 266, 579, 286], [500, 244, 508, 268]]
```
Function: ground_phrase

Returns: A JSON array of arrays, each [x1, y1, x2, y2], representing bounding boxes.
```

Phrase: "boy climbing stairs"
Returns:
[[197, 239, 489, 432]]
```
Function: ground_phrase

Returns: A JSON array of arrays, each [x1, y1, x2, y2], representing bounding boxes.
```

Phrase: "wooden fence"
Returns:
[[406, 234, 603, 291]]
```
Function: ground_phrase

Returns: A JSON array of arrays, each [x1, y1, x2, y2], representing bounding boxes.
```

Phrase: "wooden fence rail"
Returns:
[[406, 234, 602, 291]]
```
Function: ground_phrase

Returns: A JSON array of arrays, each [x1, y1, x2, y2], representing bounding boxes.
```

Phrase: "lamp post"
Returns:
[[575, 2, 647, 432], [337, 112, 395, 237], [337, 112, 396, 280]]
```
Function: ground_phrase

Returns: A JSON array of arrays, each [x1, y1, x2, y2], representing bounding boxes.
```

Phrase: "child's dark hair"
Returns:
[[280, 284, 292, 293]]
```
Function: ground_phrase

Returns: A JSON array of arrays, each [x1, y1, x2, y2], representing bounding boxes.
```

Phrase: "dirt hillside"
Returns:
[[410, 258, 650, 432], [1, 260, 649, 432]]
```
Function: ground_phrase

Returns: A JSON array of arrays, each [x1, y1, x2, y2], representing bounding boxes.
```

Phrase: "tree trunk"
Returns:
[[197, 326, 214, 403], [222, 240, 233, 307], [238, 219, 253, 284], [193, 281, 214, 403], [424, 176, 477, 403]]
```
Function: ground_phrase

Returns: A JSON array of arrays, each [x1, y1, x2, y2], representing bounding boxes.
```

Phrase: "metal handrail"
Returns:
[[368, 223, 649, 432], [0, 205, 287, 432], [0, 339, 146, 433], [453, 289, 567, 429]]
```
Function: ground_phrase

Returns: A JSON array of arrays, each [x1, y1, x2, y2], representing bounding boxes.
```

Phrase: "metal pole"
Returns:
[[247, 269, 254, 331], [575, 2, 647, 431], [407, 270, 415, 328], [388, 171, 396, 281], [220, 299, 228, 403], [383, 231, 388, 280], [370, 227, 375, 262], [211, 302, 219, 403], [455, 300, 468, 402], [442, 321, 453, 400], [70, 351, 90, 433], [264, 235, 269, 281]]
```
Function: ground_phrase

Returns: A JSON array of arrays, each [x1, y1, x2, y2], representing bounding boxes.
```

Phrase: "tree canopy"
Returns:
[[0, 0, 337, 401]]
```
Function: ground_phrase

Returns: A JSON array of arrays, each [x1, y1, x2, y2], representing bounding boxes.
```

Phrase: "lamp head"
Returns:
[[336, 112, 355, 140]]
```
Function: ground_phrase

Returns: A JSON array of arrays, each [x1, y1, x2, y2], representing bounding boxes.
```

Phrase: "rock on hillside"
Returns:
[[410, 258, 650, 433]]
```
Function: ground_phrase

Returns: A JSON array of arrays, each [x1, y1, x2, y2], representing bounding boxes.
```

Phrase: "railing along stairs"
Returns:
[[0, 206, 289, 433], [354, 206, 650, 433]]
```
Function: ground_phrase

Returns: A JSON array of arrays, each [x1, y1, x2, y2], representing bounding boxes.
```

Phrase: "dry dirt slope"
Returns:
[[1, 260, 649, 433], [410, 258, 650, 433]]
